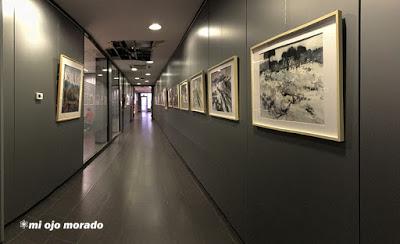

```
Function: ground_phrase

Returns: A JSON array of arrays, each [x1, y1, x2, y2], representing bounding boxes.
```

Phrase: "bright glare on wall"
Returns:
[[6, 0, 46, 47]]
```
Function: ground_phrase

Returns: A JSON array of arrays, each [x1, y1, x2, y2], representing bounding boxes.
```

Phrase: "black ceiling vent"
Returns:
[[106, 40, 164, 61]]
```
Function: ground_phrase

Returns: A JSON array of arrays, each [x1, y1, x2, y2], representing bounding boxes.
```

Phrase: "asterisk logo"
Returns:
[[20, 220, 29, 229]]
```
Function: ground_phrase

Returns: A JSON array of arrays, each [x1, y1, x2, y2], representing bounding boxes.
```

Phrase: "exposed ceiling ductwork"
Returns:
[[106, 40, 164, 61]]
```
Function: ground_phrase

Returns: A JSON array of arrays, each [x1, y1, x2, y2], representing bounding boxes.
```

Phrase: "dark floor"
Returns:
[[5, 113, 239, 244]]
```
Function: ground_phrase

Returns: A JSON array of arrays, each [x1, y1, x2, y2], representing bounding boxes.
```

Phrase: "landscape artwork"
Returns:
[[190, 73, 205, 113], [56, 55, 84, 122], [168, 88, 173, 107], [62, 64, 82, 113], [162, 88, 167, 107], [259, 34, 324, 124], [179, 81, 189, 110], [211, 66, 232, 113], [251, 10, 344, 141], [172, 85, 179, 108], [208, 56, 239, 120]]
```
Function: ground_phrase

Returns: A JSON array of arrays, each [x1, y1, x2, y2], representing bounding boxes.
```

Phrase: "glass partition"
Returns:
[[110, 63, 120, 138], [83, 37, 109, 163], [123, 80, 133, 128]]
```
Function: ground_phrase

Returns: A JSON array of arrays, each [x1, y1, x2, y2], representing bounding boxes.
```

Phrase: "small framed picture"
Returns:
[[172, 85, 180, 109], [179, 80, 190, 110], [250, 10, 344, 141], [207, 56, 239, 121], [168, 88, 173, 108], [56, 54, 84, 122], [162, 88, 167, 108], [189, 71, 206, 114]]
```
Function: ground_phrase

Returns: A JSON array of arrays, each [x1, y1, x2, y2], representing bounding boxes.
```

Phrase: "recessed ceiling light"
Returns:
[[113, 77, 119, 80], [149, 23, 162, 31], [137, 83, 141, 85], [146, 60, 154, 64], [97, 74, 103, 77], [131, 67, 138, 71], [145, 80, 149, 83], [145, 73, 151, 76], [135, 77, 140, 80], [102, 68, 107, 72]]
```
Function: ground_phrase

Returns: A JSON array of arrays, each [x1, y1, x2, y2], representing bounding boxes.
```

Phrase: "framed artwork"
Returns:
[[56, 54, 84, 122], [179, 80, 189, 110], [189, 71, 206, 113], [172, 85, 180, 109], [161, 88, 167, 107], [207, 56, 239, 121], [250, 10, 344, 141], [168, 88, 173, 108], [155, 82, 162, 105]]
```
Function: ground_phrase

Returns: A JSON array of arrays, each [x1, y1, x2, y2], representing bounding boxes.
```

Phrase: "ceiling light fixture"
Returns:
[[131, 67, 138, 71], [145, 80, 149, 83], [135, 77, 140, 80], [114, 77, 119, 80], [149, 23, 162, 31], [146, 60, 154, 64], [102, 68, 107, 72], [97, 74, 103, 77], [145, 73, 151, 76], [137, 83, 141, 85]]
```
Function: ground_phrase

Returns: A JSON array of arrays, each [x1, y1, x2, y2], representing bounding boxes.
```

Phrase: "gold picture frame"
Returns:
[[207, 56, 239, 121], [189, 71, 207, 114], [179, 80, 190, 110], [56, 54, 84, 122], [250, 10, 344, 142]]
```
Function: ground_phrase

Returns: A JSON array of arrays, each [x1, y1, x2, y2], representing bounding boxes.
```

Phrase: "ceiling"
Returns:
[[54, 0, 204, 85]]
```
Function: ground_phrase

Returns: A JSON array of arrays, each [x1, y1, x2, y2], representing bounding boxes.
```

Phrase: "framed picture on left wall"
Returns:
[[56, 54, 84, 122]]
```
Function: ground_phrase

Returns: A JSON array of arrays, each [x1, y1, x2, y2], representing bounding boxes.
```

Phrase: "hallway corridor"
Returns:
[[5, 113, 239, 244]]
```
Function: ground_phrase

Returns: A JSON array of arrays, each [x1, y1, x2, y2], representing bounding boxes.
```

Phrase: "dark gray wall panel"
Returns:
[[155, 0, 359, 243], [155, 0, 247, 236], [0, 0, 4, 240], [360, 0, 400, 243], [5, 0, 84, 222], [246, 1, 359, 243]]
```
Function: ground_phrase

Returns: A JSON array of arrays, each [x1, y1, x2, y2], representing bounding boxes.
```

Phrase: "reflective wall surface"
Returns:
[[110, 64, 121, 138], [83, 37, 109, 162]]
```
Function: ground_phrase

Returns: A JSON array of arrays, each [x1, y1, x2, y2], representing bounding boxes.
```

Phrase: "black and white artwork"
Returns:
[[179, 81, 189, 110], [211, 66, 232, 112], [208, 56, 239, 120], [162, 88, 167, 107], [251, 10, 344, 141], [259, 34, 324, 124], [168, 88, 173, 108], [173, 85, 179, 108], [190, 73, 206, 113]]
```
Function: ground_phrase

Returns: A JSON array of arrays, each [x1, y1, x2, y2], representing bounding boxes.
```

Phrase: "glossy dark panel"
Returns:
[[155, 0, 247, 237], [4, 0, 84, 222], [5, 114, 239, 244], [360, 0, 400, 243], [246, 1, 359, 243], [155, 0, 360, 243]]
